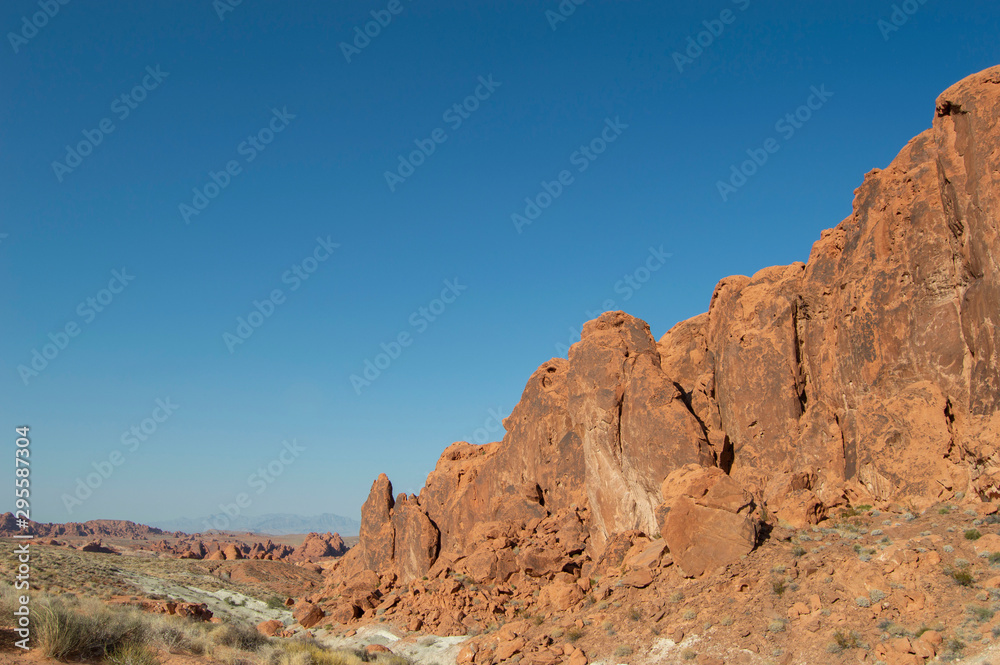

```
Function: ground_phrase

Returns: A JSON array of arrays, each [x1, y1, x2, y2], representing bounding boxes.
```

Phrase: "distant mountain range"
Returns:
[[151, 513, 360, 536]]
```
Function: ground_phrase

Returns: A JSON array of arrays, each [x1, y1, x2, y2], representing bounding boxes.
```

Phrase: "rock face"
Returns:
[[324, 66, 1000, 620], [656, 66, 1000, 516]]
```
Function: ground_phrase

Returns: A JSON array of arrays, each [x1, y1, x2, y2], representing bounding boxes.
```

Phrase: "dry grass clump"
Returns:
[[0, 585, 411, 665]]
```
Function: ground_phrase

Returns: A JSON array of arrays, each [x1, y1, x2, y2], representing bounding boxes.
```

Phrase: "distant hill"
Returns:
[[0, 513, 177, 538], [151, 513, 360, 536]]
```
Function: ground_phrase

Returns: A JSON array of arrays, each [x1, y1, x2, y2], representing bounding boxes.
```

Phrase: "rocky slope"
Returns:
[[294, 65, 1000, 662]]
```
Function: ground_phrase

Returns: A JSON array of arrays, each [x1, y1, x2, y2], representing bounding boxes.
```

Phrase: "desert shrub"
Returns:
[[565, 627, 584, 642], [628, 607, 642, 621], [682, 609, 697, 620], [266, 596, 286, 610], [965, 529, 983, 540], [968, 604, 995, 622], [949, 568, 974, 586], [211, 622, 270, 651], [830, 630, 862, 652], [855, 597, 871, 608], [772, 579, 786, 596], [614, 646, 634, 657], [35, 597, 148, 660], [792, 546, 806, 557], [105, 640, 159, 665], [869, 589, 887, 603]]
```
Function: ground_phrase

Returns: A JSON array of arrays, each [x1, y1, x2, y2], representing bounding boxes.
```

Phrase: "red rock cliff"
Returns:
[[331, 65, 1000, 590]]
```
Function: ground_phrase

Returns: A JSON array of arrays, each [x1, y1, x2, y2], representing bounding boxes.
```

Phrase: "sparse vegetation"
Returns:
[[792, 545, 806, 557], [772, 579, 787, 596], [565, 627, 584, 642], [965, 528, 983, 540], [829, 630, 863, 652], [5, 586, 413, 665], [949, 568, 975, 587], [614, 645, 633, 658], [968, 604, 995, 622]]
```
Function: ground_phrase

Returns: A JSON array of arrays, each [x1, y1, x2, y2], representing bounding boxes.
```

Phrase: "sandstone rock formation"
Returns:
[[321, 68, 1000, 625], [290, 531, 347, 560]]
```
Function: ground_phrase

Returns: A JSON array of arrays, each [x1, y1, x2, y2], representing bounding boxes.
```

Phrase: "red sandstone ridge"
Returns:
[[0, 514, 179, 539], [317, 66, 1000, 634]]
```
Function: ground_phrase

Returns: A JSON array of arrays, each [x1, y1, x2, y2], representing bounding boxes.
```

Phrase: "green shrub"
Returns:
[[614, 645, 633, 658], [950, 568, 974, 586], [965, 529, 983, 541], [266, 596, 286, 610]]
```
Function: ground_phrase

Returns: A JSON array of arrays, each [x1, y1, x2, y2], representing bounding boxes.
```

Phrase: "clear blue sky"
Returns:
[[2, 1, 998, 526]]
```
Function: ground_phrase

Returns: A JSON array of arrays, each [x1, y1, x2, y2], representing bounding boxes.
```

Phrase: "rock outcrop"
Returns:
[[290, 532, 347, 560], [317, 66, 1000, 638]]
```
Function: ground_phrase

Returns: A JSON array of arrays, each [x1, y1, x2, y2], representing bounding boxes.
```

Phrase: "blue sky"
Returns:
[[2, 1, 998, 526]]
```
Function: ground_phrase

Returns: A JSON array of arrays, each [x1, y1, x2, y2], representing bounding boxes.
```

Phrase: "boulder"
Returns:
[[292, 600, 324, 629], [660, 465, 758, 577]]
